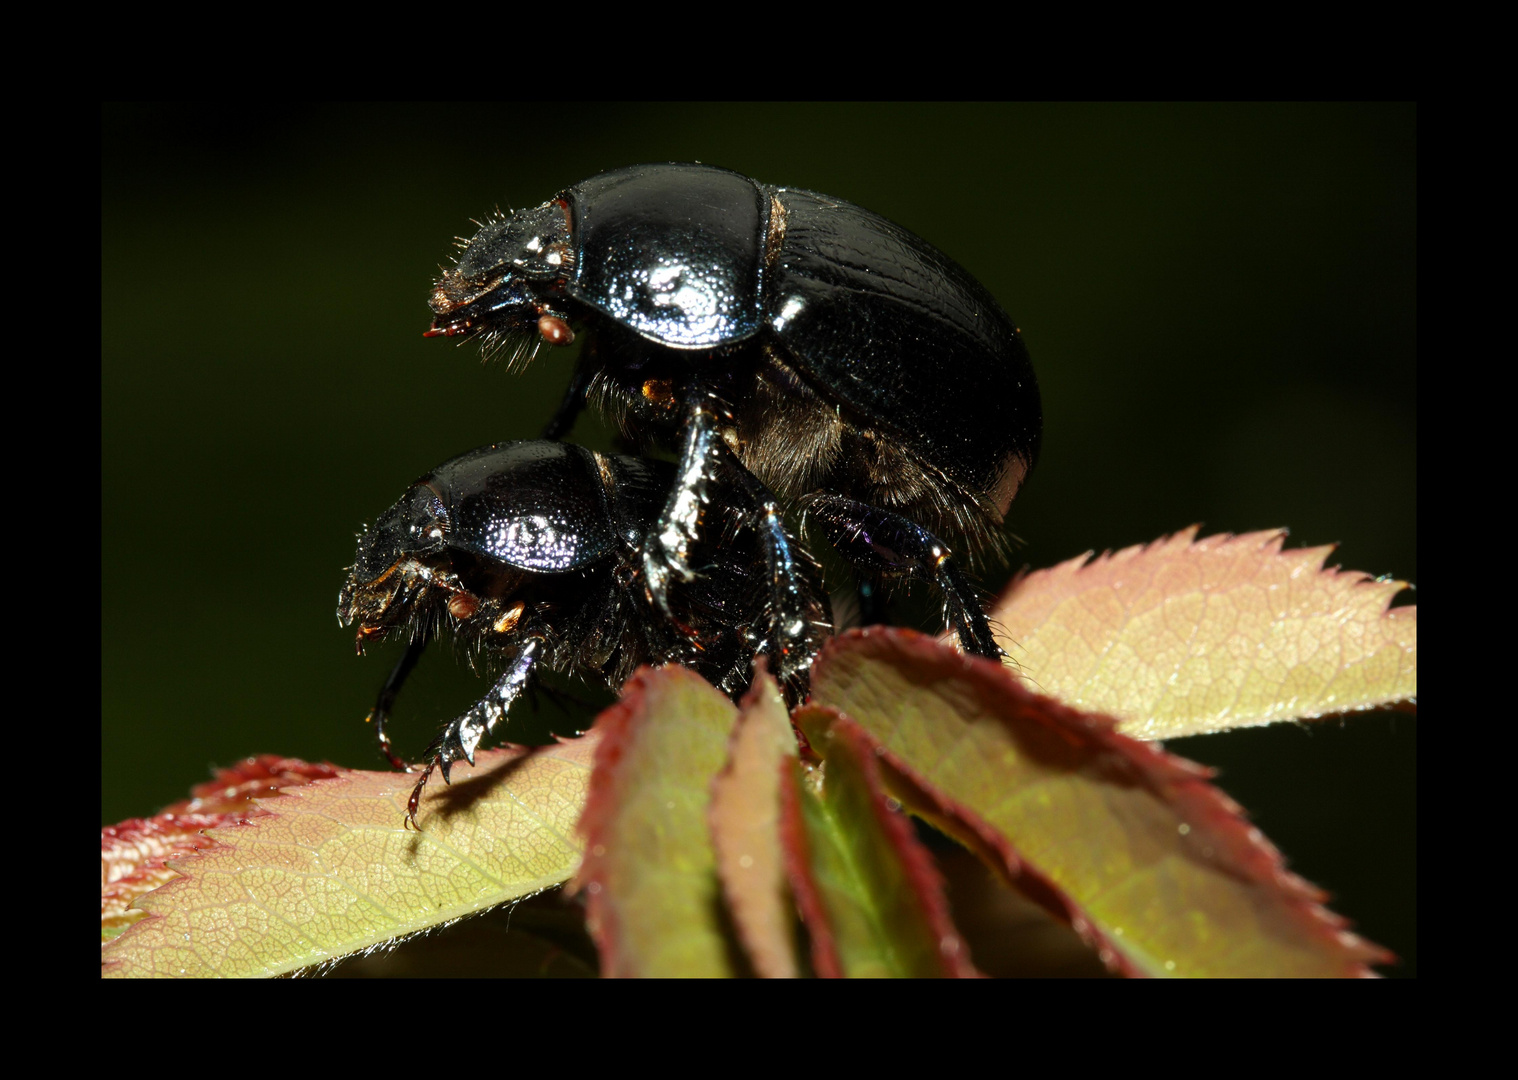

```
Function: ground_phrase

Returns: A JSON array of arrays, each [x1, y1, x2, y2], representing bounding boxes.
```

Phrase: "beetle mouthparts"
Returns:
[[424, 275, 538, 341]]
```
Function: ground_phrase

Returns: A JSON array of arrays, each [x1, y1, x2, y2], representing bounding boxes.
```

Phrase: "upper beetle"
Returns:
[[426, 163, 1041, 659]]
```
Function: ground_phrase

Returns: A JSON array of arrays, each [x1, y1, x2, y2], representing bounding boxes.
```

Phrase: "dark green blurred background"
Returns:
[[103, 103, 1416, 972]]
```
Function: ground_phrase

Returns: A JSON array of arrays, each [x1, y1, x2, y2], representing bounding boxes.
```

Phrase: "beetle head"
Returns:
[[337, 485, 456, 646], [427, 199, 574, 351]]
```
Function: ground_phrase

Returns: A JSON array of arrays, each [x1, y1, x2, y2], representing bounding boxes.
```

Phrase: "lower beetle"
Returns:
[[425, 163, 1041, 659], [337, 440, 828, 827]]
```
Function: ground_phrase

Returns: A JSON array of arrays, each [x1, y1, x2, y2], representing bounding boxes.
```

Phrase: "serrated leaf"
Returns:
[[709, 671, 801, 978], [574, 665, 741, 977], [103, 757, 345, 943], [807, 628, 1390, 977], [782, 718, 979, 977], [104, 815, 229, 941], [991, 527, 1417, 739], [101, 739, 597, 978]]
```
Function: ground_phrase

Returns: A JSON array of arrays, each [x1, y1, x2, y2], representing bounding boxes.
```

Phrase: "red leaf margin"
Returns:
[[102, 756, 342, 942], [708, 670, 801, 978], [995, 526, 1417, 731], [805, 715, 982, 977], [775, 759, 842, 978], [810, 628, 1395, 977], [571, 664, 734, 977]]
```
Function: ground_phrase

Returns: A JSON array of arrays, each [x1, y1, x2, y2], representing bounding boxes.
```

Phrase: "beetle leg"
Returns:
[[802, 494, 1003, 660], [541, 358, 597, 441], [406, 634, 545, 829], [642, 388, 828, 684], [366, 637, 426, 771], [720, 464, 830, 694], [642, 391, 728, 629]]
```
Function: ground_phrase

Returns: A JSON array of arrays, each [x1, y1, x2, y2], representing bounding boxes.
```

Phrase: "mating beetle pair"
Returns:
[[341, 163, 1042, 824]]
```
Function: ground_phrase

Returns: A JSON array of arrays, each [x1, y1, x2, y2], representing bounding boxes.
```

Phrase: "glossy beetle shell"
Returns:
[[554, 164, 1041, 518], [428, 442, 658, 573]]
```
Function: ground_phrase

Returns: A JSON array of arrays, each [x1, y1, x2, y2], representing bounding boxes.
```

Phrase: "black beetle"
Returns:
[[337, 440, 827, 826], [426, 163, 1041, 658]]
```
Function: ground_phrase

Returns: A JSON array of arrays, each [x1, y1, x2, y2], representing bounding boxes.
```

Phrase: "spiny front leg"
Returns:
[[643, 390, 728, 628], [406, 635, 545, 829], [803, 493, 1003, 660]]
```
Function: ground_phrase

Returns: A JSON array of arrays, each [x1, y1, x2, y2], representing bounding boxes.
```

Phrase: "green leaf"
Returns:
[[806, 628, 1391, 977], [709, 671, 802, 978], [783, 715, 978, 977], [990, 528, 1417, 739], [574, 665, 741, 977], [101, 741, 597, 978]]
